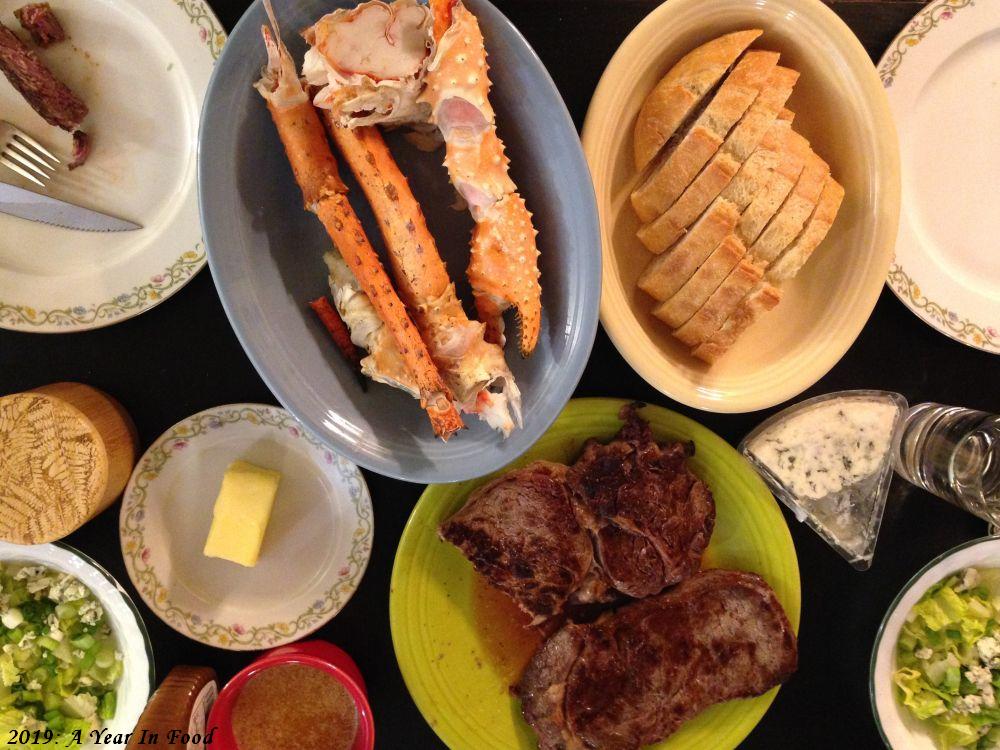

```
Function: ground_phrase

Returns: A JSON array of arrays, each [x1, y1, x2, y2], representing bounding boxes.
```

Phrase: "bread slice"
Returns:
[[736, 126, 810, 246], [636, 67, 800, 253], [673, 259, 763, 346], [750, 149, 830, 266], [631, 50, 780, 223], [721, 110, 793, 210], [653, 234, 746, 328], [633, 29, 762, 171], [691, 283, 782, 363], [768, 177, 845, 281], [638, 198, 739, 301]]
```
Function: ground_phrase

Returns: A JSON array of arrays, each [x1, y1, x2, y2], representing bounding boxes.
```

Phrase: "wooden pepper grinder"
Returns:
[[0, 382, 139, 544]]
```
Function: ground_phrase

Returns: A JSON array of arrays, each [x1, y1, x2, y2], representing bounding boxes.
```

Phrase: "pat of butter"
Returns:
[[203, 460, 281, 567]]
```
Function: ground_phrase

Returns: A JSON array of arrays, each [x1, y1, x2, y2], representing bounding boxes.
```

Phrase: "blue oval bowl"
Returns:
[[198, 0, 600, 483]]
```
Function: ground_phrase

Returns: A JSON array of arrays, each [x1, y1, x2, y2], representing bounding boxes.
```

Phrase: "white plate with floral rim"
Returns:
[[0, 0, 225, 332], [878, 0, 1000, 353], [119, 403, 373, 650]]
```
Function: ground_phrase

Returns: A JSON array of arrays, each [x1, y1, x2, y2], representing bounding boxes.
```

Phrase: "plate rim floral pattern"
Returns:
[[0, 0, 227, 333], [119, 403, 374, 651], [878, 0, 999, 353]]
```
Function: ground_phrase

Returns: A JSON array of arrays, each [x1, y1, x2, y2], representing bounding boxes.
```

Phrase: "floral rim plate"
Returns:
[[391, 398, 801, 750], [879, 0, 1000, 353], [0, 0, 225, 332], [0, 541, 154, 748], [119, 403, 373, 650], [870, 536, 1000, 749]]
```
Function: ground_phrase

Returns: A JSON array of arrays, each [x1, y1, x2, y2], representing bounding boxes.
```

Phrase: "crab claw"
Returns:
[[469, 193, 541, 356]]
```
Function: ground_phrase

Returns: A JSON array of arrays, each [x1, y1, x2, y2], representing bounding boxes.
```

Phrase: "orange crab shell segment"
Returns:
[[444, 129, 516, 210], [420, 0, 495, 124], [469, 192, 542, 356]]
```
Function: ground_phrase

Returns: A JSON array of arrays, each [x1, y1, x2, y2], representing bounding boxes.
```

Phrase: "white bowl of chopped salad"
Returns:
[[0, 542, 152, 749], [872, 537, 1000, 750]]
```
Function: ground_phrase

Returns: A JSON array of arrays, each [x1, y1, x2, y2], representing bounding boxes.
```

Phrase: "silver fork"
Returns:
[[0, 120, 60, 189]]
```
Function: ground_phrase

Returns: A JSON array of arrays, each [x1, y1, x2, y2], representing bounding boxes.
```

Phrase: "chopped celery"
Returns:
[[0, 562, 122, 744]]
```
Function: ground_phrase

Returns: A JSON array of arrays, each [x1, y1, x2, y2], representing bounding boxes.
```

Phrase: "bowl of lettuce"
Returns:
[[0, 543, 153, 749], [872, 537, 1000, 750]]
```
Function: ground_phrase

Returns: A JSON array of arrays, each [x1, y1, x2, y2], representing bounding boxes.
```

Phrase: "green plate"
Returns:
[[390, 398, 801, 750]]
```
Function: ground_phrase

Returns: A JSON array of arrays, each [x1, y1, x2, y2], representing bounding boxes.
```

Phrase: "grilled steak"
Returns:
[[439, 405, 716, 622], [14, 3, 66, 47], [567, 404, 714, 599], [518, 570, 798, 750], [440, 462, 595, 624], [0, 22, 86, 131]]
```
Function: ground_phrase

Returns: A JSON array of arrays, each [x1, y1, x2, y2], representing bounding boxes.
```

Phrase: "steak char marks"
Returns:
[[439, 405, 716, 622], [568, 404, 715, 599], [440, 462, 594, 624], [518, 570, 799, 750]]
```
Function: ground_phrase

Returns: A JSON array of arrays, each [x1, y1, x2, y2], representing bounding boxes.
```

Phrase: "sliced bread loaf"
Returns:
[[633, 29, 762, 171], [736, 126, 810, 246], [636, 67, 800, 253], [631, 50, 780, 223], [653, 233, 746, 328], [720, 110, 793, 210], [638, 198, 740, 299], [767, 177, 845, 281], [750, 149, 830, 266], [673, 259, 763, 346], [691, 283, 782, 362]]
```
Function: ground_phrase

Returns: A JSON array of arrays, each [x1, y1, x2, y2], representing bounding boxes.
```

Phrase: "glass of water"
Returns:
[[893, 403, 1000, 526]]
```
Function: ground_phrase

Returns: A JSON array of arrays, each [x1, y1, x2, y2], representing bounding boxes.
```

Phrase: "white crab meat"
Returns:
[[302, 0, 434, 127]]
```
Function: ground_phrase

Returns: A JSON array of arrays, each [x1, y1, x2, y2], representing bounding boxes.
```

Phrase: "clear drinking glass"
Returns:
[[892, 403, 1000, 525]]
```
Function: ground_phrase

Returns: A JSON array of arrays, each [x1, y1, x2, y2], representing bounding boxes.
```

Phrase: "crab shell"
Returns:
[[302, 0, 435, 127], [469, 193, 542, 356]]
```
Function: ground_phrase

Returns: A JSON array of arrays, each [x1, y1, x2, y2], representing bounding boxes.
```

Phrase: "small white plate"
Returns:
[[879, 0, 1000, 353], [119, 404, 373, 650], [871, 536, 1000, 749], [0, 541, 153, 749], [0, 0, 224, 332]]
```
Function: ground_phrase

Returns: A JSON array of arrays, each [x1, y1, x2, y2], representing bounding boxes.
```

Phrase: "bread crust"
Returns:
[[653, 234, 746, 328], [632, 50, 779, 223], [767, 177, 844, 281], [638, 198, 740, 301], [632, 29, 762, 171], [673, 259, 763, 346], [638, 67, 800, 253], [691, 284, 782, 362], [750, 149, 830, 266]]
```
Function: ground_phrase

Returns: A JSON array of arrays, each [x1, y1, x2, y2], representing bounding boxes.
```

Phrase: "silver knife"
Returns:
[[0, 182, 141, 232]]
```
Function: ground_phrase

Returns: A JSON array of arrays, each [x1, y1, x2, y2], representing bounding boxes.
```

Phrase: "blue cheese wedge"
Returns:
[[740, 391, 907, 570]]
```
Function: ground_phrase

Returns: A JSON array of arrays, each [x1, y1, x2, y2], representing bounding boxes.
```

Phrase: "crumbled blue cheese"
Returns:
[[978, 637, 1000, 665], [955, 694, 985, 715], [78, 600, 102, 626], [0, 608, 23, 630], [957, 568, 981, 593], [915, 647, 934, 660], [13, 566, 45, 581]]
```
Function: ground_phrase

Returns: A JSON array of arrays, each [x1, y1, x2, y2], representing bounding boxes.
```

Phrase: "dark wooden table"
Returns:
[[3, 0, 998, 748]]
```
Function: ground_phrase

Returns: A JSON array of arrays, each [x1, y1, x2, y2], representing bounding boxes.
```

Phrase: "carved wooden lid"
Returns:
[[0, 392, 109, 544]]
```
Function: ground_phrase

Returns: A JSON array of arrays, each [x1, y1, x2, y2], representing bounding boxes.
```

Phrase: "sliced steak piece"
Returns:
[[0, 21, 86, 131], [518, 624, 587, 750], [518, 569, 798, 750], [567, 403, 715, 598], [14, 3, 66, 47], [68, 129, 89, 169], [439, 462, 596, 624]]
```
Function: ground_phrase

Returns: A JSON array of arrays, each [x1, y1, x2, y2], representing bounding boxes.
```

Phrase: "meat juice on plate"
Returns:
[[740, 391, 907, 569], [472, 574, 541, 686]]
